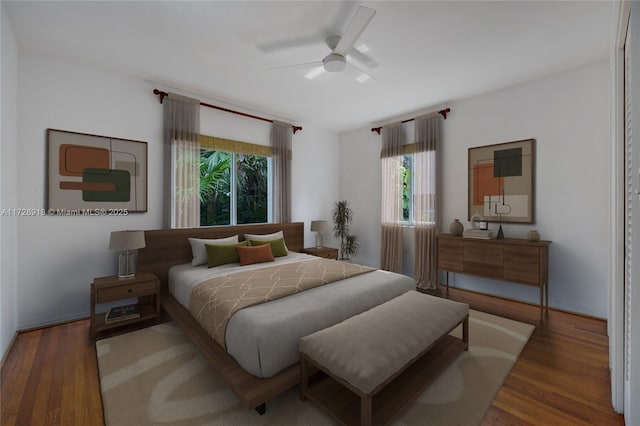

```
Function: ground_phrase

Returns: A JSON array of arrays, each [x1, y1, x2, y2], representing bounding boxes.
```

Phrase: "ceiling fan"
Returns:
[[270, 6, 377, 82]]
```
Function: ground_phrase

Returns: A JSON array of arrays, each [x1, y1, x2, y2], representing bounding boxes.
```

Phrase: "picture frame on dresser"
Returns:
[[468, 138, 535, 224]]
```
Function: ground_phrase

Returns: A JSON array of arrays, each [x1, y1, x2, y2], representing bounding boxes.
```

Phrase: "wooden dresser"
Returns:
[[437, 234, 551, 319]]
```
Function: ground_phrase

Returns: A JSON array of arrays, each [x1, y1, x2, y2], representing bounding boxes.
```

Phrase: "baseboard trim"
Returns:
[[0, 331, 19, 372], [18, 315, 90, 333]]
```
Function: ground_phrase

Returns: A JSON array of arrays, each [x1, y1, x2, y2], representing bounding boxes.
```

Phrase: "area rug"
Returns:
[[96, 310, 534, 426]]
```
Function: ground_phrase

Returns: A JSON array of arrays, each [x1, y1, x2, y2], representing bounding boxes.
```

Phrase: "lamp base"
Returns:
[[315, 233, 323, 249], [118, 250, 138, 278]]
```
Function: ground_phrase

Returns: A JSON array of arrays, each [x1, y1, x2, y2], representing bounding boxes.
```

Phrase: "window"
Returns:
[[400, 149, 436, 225], [198, 136, 273, 226], [402, 154, 413, 223]]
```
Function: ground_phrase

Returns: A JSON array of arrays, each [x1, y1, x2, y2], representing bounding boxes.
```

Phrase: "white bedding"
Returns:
[[169, 252, 415, 378]]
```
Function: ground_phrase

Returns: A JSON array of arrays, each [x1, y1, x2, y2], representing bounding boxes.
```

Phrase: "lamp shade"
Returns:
[[109, 230, 146, 251], [310, 220, 328, 233]]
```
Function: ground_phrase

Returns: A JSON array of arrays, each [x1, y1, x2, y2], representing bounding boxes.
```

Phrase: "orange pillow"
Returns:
[[237, 243, 275, 266]]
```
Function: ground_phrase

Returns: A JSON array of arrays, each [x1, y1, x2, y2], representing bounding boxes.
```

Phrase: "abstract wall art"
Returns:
[[468, 139, 534, 223], [47, 129, 147, 213]]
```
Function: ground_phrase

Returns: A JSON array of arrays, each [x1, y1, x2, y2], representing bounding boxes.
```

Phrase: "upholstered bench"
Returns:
[[299, 290, 469, 426]]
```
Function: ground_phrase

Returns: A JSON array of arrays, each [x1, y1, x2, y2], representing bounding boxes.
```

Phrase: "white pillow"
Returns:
[[244, 231, 288, 251], [188, 235, 239, 266]]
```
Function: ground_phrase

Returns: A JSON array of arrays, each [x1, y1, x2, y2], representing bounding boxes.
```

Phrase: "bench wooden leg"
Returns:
[[462, 317, 469, 351], [300, 355, 308, 401], [361, 395, 372, 426]]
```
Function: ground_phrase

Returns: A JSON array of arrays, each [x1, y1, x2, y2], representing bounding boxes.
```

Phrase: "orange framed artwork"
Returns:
[[468, 139, 534, 224], [47, 129, 147, 214]]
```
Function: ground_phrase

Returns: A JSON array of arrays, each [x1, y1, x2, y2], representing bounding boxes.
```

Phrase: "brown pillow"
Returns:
[[237, 243, 275, 266]]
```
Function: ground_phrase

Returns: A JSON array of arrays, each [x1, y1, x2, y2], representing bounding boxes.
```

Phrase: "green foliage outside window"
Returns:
[[236, 154, 268, 224], [199, 149, 269, 226], [402, 155, 412, 222]]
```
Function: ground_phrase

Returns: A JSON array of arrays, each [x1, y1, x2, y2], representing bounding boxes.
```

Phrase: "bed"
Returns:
[[138, 222, 415, 411]]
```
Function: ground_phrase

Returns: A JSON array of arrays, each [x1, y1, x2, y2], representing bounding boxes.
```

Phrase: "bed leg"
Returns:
[[255, 403, 266, 415]]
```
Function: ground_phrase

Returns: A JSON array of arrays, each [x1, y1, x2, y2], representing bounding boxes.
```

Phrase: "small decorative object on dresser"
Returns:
[[449, 219, 464, 236], [90, 272, 160, 337], [302, 246, 339, 260], [527, 230, 540, 241]]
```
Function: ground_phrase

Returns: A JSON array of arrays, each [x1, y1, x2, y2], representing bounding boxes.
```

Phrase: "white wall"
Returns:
[[1, 3, 19, 358], [14, 52, 340, 329], [16, 53, 164, 329], [340, 60, 610, 317], [339, 127, 382, 267]]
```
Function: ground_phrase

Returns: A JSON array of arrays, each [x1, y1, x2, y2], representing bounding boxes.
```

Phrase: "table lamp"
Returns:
[[310, 220, 328, 248], [109, 230, 146, 278]]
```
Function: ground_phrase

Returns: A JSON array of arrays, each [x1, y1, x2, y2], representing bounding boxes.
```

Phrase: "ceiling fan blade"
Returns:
[[345, 61, 377, 83], [333, 6, 376, 56], [269, 61, 323, 71], [348, 48, 378, 69], [257, 36, 325, 53]]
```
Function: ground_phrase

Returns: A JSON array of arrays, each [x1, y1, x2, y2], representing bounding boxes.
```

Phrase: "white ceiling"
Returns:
[[4, 1, 615, 134]]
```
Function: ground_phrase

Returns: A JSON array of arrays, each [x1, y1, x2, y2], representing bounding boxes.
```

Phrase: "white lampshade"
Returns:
[[310, 220, 328, 233], [109, 230, 145, 278], [109, 230, 146, 251]]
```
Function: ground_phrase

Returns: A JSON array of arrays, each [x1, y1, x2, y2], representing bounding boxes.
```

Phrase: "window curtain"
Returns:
[[413, 114, 441, 289], [380, 123, 404, 273], [271, 121, 292, 223], [163, 93, 200, 228]]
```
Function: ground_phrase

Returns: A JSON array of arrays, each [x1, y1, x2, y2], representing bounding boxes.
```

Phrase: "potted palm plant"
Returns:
[[332, 200, 359, 260]]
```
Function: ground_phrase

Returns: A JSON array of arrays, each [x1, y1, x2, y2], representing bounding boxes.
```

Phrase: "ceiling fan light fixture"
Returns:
[[356, 73, 371, 83], [355, 43, 370, 53], [323, 53, 346, 72]]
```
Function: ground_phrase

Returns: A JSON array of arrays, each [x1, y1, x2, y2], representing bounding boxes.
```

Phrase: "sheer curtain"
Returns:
[[271, 121, 292, 223], [380, 123, 404, 272], [164, 93, 200, 228], [413, 114, 441, 289]]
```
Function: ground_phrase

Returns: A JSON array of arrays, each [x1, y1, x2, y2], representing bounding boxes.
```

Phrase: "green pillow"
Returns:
[[205, 241, 247, 268], [248, 237, 288, 257]]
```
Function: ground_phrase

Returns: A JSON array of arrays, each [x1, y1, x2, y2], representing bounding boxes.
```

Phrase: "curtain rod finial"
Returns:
[[371, 127, 382, 134], [293, 126, 303, 134], [153, 89, 168, 104]]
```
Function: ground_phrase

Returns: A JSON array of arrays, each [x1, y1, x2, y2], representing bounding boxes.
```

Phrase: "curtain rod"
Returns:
[[153, 89, 303, 134], [370, 108, 451, 134]]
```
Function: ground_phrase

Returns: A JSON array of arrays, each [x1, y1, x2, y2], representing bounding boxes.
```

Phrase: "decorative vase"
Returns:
[[450, 219, 463, 236], [527, 230, 540, 242]]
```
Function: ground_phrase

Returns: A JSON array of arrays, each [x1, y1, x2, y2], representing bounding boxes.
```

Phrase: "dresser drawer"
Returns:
[[437, 238, 464, 272], [317, 252, 336, 259], [463, 240, 503, 266], [504, 245, 540, 285], [96, 279, 158, 303]]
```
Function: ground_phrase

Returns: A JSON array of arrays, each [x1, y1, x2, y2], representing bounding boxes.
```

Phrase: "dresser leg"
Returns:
[[539, 287, 542, 321], [445, 272, 450, 296]]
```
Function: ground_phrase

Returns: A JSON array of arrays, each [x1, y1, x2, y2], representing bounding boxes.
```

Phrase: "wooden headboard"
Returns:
[[138, 222, 304, 293]]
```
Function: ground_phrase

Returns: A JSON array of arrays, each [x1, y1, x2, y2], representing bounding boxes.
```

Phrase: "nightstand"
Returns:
[[90, 271, 161, 337], [302, 247, 339, 260]]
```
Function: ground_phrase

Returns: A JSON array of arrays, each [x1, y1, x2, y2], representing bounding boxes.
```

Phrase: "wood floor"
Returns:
[[0, 287, 625, 425]]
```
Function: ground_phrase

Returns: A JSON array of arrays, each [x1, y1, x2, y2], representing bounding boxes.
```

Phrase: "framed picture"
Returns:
[[47, 129, 147, 213], [468, 138, 534, 224]]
